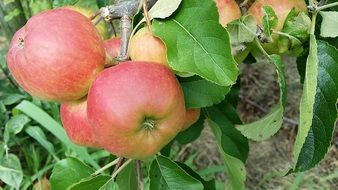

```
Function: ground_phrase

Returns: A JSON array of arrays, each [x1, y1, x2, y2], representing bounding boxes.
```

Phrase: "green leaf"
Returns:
[[227, 15, 257, 45], [149, 155, 203, 190], [53, 0, 79, 8], [206, 101, 248, 163], [176, 162, 216, 190], [4, 114, 30, 143], [236, 55, 287, 141], [25, 126, 58, 160], [207, 119, 246, 190], [50, 157, 94, 190], [180, 76, 230, 108], [262, 6, 278, 37], [292, 39, 338, 172], [116, 161, 138, 190], [15, 100, 99, 169], [319, 11, 338, 38], [282, 10, 311, 42], [99, 179, 119, 190], [176, 113, 205, 144], [147, 0, 182, 20], [67, 175, 111, 190], [0, 154, 23, 190], [153, 0, 239, 86], [1, 94, 25, 105]]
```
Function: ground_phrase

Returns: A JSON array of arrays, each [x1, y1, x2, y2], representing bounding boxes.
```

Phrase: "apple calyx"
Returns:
[[142, 118, 156, 131]]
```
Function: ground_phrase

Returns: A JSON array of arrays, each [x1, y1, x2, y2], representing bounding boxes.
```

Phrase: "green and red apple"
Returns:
[[87, 62, 186, 160], [7, 8, 105, 102], [60, 98, 100, 148]]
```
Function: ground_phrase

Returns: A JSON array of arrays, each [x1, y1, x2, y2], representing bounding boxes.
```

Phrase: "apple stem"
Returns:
[[143, 0, 153, 34], [92, 157, 120, 176], [112, 158, 133, 179], [136, 160, 144, 190]]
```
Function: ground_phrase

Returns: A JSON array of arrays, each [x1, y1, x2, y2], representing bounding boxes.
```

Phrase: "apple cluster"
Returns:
[[6, 7, 200, 160]]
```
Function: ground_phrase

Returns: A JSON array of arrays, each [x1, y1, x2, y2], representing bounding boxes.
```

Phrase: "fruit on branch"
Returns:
[[65, 6, 110, 39], [248, 0, 307, 55], [7, 8, 105, 101], [129, 27, 168, 67], [214, 0, 242, 27], [104, 37, 121, 58], [181, 108, 201, 131], [104, 37, 121, 64], [87, 62, 186, 160], [248, 0, 307, 31], [60, 98, 100, 148]]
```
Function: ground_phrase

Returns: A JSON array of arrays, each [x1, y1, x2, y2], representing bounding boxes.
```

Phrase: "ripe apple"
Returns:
[[129, 27, 168, 67], [7, 8, 105, 102], [248, 0, 307, 31], [103, 37, 121, 64], [60, 98, 100, 148], [214, 0, 242, 27], [65, 6, 110, 40], [104, 37, 121, 58], [87, 62, 186, 160], [181, 108, 201, 131]]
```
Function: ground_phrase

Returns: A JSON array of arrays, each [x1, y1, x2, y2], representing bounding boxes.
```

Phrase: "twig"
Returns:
[[110, 21, 117, 37], [136, 160, 144, 190], [94, 17, 103, 26], [112, 158, 133, 179], [112, 157, 125, 176], [89, 10, 101, 20], [92, 158, 120, 176]]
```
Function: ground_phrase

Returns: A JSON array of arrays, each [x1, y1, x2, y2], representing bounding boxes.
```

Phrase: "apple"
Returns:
[[87, 62, 186, 160], [129, 27, 168, 67], [104, 37, 121, 58], [181, 108, 201, 131], [103, 37, 121, 64], [65, 6, 110, 40], [248, 0, 307, 31], [60, 98, 100, 148], [214, 0, 242, 27], [7, 8, 105, 102]]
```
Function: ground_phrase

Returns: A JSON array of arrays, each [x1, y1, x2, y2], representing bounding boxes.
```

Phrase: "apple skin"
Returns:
[[60, 98, 100, 148], [87, 62, 186, 160], [181, 108, 201, 131], [248, 0, 307, 31], [214, 0, 242, 27], [104, 37, 121, 58], [129, 27, 168, 67], [65, 6, 110, 40], [7, 8, 105, 102]]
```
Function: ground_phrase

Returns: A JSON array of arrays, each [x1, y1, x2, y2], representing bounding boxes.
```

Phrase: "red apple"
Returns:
[[103, 37, 121, 65], [181, 108, 201, 131], [248, 0, 307, 31], [7, 8, 105, 102], [214, 0, 242, 27], [104, 37, 121, 58], [60, 98, 100, 148], [87, 62, 186, 160], [65, 6, 110, 40], [129, 27, 168, 67]]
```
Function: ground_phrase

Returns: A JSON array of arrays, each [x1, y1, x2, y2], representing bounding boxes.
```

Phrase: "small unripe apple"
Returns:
[[129, 27, 168, 67], [181, 108, 201, 131], [248, 0, 307, 31], [214, 0, 242, 27], [7, 8, 105, 101], [60, 98, 100, 148], [87, 62, 186, 160], [65, 6, 110, 39]]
